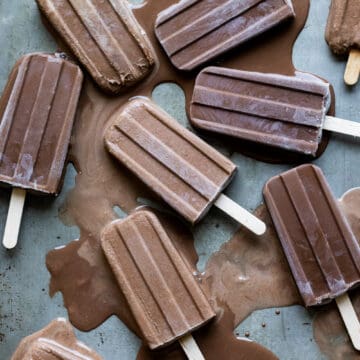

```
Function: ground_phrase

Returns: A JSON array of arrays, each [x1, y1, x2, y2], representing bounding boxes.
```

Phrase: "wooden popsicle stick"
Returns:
[[324, 116, 360, 137], [179, 334, 205, 360], [344, 49, 360, 86], [335, 293, 360, 350], [214, 194, 266, 236], [3, 188, 26, 249]]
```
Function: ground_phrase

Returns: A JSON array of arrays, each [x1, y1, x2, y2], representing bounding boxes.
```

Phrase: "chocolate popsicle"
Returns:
[[101, 210, 215, 358], [190, 67, 360, 156], [263, 164, 360, 350], [104, 98, 266, 235], [325, 0, 360, 85], [0, 53, 83, 249], [36, 0, 156, 94], [11, 318, 102, 360], [155, 0, 295, 71]]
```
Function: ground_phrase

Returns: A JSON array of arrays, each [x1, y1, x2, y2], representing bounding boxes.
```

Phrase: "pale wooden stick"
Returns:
[[214, 194, 266, 236], [324, 116, 360, 137], [179, 334, 205, 360], [344, 49, 360, 86], [3, 188, 26, 249], [335, 293, 360, 350]]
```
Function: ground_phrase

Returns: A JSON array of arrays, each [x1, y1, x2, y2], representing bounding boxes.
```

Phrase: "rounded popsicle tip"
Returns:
[[344, 49, 360, 86], [2, 237, 18, 250], [253, 221, 267, 236]]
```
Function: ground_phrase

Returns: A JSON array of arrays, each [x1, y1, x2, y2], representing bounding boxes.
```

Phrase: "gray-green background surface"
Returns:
[[0, 1, 359, 359]]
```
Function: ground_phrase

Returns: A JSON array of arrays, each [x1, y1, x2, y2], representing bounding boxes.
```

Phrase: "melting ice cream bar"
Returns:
[[0, 53, 83, 249], [104, 98, 266, 235], [36, 0, 156, 93], [264, 164, 360, 350], [325, 0, 360, 85], [155, 0, 295, 71], [101, 210, 215, 357], [190, 67, 360, 156]]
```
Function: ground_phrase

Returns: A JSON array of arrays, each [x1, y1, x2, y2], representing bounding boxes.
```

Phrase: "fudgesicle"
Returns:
[[155, 0, 295, 71], [191, 67, 360, 156], [105, 98, 236, 224], [36, 0, 156, 94], [101, 211, 216, 351], [104, 98, 266, 235], [0, 53, 83, 249], [0, 53, 83, 195]]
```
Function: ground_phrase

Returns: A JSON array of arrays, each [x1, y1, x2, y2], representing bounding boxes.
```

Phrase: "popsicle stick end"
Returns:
[[2, 188, 26, 249], [344, 49, 360, 86]]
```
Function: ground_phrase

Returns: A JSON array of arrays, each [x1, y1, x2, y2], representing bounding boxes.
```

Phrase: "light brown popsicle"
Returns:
[[104, 98, 266, 235], [36, 0, 156, 94], [101, 210, 215, 357]]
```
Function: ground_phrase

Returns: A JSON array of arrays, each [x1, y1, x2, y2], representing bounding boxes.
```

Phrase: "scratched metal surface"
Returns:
[[0, 0, 359, 359]]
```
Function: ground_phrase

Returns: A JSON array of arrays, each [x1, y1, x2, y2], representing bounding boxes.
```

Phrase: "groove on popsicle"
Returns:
[[13, 59, 63, 182], [67, 0, 137, 77], [0, 56, 31, 167], [155, 0, 294, 70]]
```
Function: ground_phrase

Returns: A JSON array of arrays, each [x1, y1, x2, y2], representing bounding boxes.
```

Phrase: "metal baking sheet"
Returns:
[[0, 0, 359, 359]]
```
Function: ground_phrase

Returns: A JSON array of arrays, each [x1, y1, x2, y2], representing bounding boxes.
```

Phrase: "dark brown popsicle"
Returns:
[[0, 52, 83, 249], [325, 0, 360, 86], [36, 0, 156, 94], [263, 164, 360, 307], [155, 0, 295, 71], [325, 0, 360, 56], [104, 98, 236, 224]]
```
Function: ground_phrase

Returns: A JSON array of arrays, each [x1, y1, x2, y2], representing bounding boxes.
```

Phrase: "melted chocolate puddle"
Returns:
[[43, 0, 355, 359]]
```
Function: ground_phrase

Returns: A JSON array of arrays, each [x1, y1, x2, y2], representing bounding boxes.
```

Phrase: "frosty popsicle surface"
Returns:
[[0, 52, 83, 249], [36, 0, 156, 94], [263, 164, 360, 349], [101, 211, 216, 351], [191, 67, 360, 156], [155, 0, 295, 71], [263, 164, 360, 306], [104, 98, 266, 235]]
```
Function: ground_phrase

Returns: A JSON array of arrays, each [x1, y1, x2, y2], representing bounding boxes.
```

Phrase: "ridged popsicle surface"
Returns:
[[155, 0, 295, 70], [264, 164, 360, 306], [325, 0, 360, 55], [36, 0, 156, 93], [190, 67, 330, 156], [101, 211, 216, 349], [104, 98, 236, 223], [0, 53, 83, 195]]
